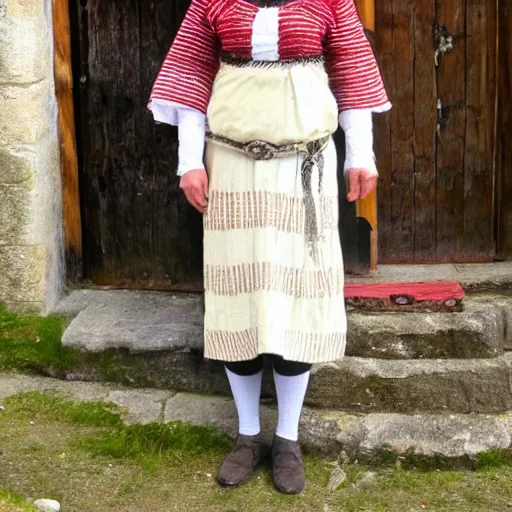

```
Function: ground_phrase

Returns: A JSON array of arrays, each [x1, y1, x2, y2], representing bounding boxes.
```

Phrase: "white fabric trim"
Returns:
[[339, 109, 377, 176], [149, 99, 182, 125], [149, 99, 206, 176], [252, 7, 280, 61]]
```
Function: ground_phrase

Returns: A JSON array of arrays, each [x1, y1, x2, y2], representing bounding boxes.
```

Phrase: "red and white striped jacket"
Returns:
[[149, 0, 389, 115]]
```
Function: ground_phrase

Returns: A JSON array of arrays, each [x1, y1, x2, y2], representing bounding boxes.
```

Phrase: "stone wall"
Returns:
[[0, 0, 64, 313]]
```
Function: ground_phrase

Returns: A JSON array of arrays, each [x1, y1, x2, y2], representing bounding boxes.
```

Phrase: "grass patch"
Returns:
[[4, 391, 512, 511], [4, 391, 232, 471], [80, 422, 232, 462], [0, 489, 37, 512], [4, 392, 123, 427]]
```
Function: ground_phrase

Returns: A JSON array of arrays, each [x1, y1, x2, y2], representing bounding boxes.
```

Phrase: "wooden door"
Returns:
[[73, 0, 203, 289], [71, 0, 370, 284], [72, 0, 500, 289], [374, 0, 498, 263]]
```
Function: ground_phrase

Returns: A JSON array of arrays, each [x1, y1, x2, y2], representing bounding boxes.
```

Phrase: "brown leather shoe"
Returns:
[[272, 435, 306, 495], [216, 434, 263, 487]]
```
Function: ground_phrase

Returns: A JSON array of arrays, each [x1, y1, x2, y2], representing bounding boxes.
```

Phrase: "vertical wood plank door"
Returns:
[[74, 0, 203, 289], [374, 0, 497, 263]]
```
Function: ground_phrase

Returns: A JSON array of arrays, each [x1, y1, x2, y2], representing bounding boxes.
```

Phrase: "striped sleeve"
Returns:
[[148, 0, 220, 115], [324, 0, 391, 113]]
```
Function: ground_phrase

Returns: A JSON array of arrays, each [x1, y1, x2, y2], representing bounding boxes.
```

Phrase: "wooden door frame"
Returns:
[[354, 0, 378, 271], [53, 0, 83, 282]]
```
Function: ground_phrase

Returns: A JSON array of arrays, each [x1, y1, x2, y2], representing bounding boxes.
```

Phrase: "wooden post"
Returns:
[[354, 0, 378, 271], [53, 0, 83, 280]]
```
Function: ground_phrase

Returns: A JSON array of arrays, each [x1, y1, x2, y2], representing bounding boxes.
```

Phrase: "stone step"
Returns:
[[347, 301, 504, 359], [56, 289, 510, 360], [165, 392, 512, 467], [50, 349, 512, 415], [52, 290, 512, 414], [2, 373, 512, 466], [307, 355, 512, 414]]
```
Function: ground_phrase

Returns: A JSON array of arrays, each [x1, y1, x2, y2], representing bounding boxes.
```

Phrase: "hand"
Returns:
[[346, 167, 378, 202], [180, 168, 209, 213]]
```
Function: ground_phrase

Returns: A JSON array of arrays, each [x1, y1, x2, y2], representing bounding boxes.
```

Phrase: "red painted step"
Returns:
[[344, 281, 465, 312]]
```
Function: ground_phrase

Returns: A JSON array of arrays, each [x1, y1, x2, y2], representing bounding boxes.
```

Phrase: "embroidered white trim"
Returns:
[[251, 7, 280, 62]]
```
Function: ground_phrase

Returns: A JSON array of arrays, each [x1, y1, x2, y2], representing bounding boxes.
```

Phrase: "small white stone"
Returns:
[[0, 405, 5, 411], [34, 499, 61, 512]]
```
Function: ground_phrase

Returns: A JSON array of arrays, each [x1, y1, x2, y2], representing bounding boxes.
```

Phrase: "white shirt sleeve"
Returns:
[[176, 109, 206, 176], [149, 99, 206, 176], [339, 109, 378, 176]]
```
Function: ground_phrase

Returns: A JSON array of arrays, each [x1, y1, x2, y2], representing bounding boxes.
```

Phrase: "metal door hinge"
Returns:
[[437, 99, 442, 135]]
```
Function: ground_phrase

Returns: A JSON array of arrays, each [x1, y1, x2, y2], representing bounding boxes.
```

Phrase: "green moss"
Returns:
[[0, 489, 37, 511], [0, 305, 74, 373], [0, 305, 156, 387], [475, 448, 512, 470]]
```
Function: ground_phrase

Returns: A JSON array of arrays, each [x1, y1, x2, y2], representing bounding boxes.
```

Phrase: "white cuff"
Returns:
[[149, 99, 206, 176], [339, 109, 378, 176]]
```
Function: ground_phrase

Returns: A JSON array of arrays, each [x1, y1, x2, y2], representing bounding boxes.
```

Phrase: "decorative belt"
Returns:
[[206, 133, 330, 262]]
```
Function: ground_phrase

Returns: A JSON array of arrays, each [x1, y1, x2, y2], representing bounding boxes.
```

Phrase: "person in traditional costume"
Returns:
[[148, 0, 390, 494]]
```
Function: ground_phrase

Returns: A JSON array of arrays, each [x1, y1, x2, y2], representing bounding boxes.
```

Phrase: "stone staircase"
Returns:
[[46, 274, 512, 465]]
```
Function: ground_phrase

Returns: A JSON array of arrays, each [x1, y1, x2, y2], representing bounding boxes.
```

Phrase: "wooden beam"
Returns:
[[355, 0, 378, 271], [52, 0, 83, 280]]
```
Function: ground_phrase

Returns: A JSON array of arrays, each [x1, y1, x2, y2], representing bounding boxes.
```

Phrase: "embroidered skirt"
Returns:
[[203, 138, 347, 363]]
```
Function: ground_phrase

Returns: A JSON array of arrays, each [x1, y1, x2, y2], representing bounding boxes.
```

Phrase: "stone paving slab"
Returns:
[[1, 374, 510, 465], [106, 389, 174, 424], [0, 374, 118, 402]]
